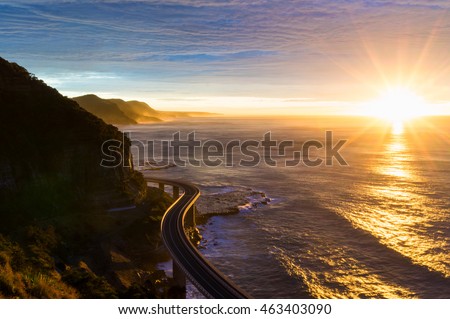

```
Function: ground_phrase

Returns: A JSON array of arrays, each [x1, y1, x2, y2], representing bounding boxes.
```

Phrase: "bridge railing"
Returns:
[[147, 178, 251, 299], [147, 179, 195, 294]]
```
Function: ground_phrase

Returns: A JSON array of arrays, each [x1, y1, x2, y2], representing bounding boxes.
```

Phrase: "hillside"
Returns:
[[0, 62, 146, 212], [72, 94, 137, 125], [73, 94, 218, 125], [0, 57, 177, 298], [109, 98, 162, 123]]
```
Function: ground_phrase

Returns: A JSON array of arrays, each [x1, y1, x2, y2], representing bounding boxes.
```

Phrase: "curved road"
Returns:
[[148, 178, 252, 299]]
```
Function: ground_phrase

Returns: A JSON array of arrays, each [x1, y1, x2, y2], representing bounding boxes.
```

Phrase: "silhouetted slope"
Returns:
[[0, 57, 177, 299], [73, 94, 137, 125], [0, 58, 145, 216]]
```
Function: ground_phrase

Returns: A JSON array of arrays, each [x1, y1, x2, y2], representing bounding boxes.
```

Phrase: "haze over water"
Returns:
[[123, 116, 450, 298]]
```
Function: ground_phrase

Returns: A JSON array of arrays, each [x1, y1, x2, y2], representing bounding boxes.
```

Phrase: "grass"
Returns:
[[62, 267, 117, 298], [0, 186, 176, 299], [0, 234, 79, 298], [0, 252, 27, 298], [25, 273, 78, 299]]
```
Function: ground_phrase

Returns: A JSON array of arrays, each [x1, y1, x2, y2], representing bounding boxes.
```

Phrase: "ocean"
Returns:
[[119, 116, 450, 298]]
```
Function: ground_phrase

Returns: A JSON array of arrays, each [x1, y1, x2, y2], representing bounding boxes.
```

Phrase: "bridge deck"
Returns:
[[147, 178, 251, 299]]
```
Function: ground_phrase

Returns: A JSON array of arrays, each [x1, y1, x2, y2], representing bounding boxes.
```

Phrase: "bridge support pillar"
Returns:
[[172, 260, 186, 297], [159, 183, 165, 191], [187, 205, 196, 227], [173, 186, 179, 199]]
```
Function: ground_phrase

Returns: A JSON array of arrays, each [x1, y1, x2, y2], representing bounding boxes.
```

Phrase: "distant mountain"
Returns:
[[108, 98, 162, 123], [73, 94, 218, 125], [157, 110, 217, 119], [72, 94, 137, 125]]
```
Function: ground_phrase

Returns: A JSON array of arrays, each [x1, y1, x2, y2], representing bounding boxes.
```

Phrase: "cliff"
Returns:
[[0, 59, 147, 216], [73, 94, 218, 125], [109, 98, 162, 123], [0, 57, 176, 298], [72, 94, 137, 125]]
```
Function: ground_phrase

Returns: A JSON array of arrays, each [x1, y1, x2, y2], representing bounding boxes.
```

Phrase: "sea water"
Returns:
[[120, 116, 450, 298]]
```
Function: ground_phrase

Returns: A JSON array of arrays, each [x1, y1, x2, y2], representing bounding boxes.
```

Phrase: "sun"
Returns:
[[364, 87, 427, 124]]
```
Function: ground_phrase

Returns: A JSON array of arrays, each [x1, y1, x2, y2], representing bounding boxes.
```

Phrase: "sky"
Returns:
[[1, 0, 450, 115]]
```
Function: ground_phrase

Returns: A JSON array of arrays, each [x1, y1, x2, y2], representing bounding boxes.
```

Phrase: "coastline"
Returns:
[[143, 173, 272, 296], [195, 187, 271, 222], [153, 180, 272, 298]]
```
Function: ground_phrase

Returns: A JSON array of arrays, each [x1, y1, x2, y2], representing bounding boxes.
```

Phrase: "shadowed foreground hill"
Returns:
[[0, 57, 176, 298], [0, 60, 144, 211]]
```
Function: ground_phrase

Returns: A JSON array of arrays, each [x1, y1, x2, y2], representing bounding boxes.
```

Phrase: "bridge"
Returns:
[[147, 178, 252, 299]]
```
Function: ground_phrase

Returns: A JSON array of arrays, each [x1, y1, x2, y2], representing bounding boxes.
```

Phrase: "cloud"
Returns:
[[1, 0, 449, 111]]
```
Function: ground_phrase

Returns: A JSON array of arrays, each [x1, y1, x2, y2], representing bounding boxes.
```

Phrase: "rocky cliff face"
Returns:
[[0, 57, 147, 220]]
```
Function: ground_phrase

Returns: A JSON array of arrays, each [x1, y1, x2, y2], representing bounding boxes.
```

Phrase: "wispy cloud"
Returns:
[[1, 0, 449, 113]]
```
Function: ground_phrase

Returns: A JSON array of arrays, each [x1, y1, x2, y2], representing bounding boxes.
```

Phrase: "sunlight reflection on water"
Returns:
[[334, 126, 450, 278]]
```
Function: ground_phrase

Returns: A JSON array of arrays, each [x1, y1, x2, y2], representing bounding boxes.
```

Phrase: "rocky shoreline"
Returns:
[[195, 187, 271, 223]]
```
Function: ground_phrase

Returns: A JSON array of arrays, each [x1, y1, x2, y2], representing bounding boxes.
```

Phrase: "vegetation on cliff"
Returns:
[[0, 57, 177, 298]]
